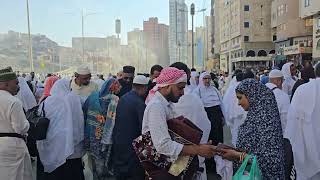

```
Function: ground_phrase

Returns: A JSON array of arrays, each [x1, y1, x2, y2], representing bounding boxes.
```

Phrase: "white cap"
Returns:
[[269, 69, 283, 78], [76, 65, 91, 75], [133, 75, 149, 85]]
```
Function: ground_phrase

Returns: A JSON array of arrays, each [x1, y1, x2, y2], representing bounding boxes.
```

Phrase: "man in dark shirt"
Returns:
[[112, 75, 149, 180], [147, 65, 163, 92], [118, 66, 135, 97]]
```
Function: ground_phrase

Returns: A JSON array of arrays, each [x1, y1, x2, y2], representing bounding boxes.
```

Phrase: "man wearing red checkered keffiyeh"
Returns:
[[141, 67, 218, 179], [145, 67, 188, 104]]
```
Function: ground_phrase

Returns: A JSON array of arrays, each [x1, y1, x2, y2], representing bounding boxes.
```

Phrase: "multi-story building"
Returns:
[[128, 28, 143, 47], [216, 0, 274, 72], [272, 0, 313, 65], [143, 17, 170, 67], [169, 0, 188, 65], [300, 0, 320, 62]]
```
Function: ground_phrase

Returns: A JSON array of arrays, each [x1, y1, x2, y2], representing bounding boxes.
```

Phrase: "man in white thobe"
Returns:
[[285, 63, 320, 180], [0, 67, 32, 180], [142, 67, 217, 179], [71, 65, 99, 104], [266, 69, 290, 133]]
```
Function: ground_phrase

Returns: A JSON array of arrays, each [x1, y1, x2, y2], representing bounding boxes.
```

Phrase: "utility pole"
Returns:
[[26, 0, 33, 72], [191, 3, 195, 68], [81, 9, 85, 62]]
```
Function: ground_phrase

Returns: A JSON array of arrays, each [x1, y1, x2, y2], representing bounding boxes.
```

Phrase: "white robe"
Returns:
[[281, 62, 297, 96], [37, 79, 84, 173], [222, 81, 247, 146], [0, 90, 32, 180], [284, 78, 320, 180], [174, 94, 211, 180], [265, 83, 290, 134]]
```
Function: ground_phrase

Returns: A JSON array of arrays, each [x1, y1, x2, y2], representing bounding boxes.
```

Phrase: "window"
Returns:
[[317, 40, 320, 50], [244, 5, 250, 11], [244, 22, 250, 28], [285, 4, 288, 13], [261, 21, 263, 26], [280, 5, 284, 15], [273, 35, 277, 41], [317, 18, 320, 29], [244, 36, 249, 42], [305, 0, 310, 7]]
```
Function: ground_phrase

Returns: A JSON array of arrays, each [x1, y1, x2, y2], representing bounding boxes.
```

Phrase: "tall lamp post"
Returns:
[[26, 0, 33, 72], [191, 3, 195, 68], [66, 9, 99, 62]]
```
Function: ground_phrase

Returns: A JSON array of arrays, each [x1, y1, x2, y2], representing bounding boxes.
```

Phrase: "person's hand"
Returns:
[[197, 140, 218, 158], [219, 148, 241, 161]]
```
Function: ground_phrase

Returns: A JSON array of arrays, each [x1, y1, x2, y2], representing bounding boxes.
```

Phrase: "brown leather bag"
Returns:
[[132, 116, 203, 180]]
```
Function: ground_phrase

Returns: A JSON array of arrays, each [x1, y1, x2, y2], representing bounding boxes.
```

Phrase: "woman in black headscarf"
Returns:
[[220, 79, 285, 179]]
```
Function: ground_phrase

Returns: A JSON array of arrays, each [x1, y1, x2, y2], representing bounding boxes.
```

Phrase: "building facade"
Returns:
[[143, 17, 170, 67], [272, 0, 313, 65], [300, 0, 320, 62], [169, 0, 188, 65], [216, 0, 274, 72]]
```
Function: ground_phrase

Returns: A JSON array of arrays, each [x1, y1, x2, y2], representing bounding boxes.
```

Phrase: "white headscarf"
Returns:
[[281, 62, 294, 79], [284, 78, 320, 179], [195, 72, 227, 118], [16, 77, 37, 111], [37, 79, 84, 173]]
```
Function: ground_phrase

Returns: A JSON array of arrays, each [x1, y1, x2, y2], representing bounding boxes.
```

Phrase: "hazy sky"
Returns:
[[0, 0, 210, 46]]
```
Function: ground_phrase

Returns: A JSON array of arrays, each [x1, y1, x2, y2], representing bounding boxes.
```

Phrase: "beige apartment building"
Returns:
[[215, 0, 274, 72], [271, 0, 313, 66], [300, 0, 320, 61]]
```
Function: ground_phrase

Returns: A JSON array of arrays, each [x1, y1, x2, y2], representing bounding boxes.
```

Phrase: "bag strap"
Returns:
[[271, 87, 278, 91], [41, 100, 46, 117]]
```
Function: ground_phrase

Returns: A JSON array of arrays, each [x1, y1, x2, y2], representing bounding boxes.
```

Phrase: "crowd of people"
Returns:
[[0, 60, 319, 180]]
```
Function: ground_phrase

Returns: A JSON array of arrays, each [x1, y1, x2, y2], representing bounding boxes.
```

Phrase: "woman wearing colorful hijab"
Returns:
[[83, 78, 121, 180], [39, 76, 59, 102], [220, 79, 285, 179]]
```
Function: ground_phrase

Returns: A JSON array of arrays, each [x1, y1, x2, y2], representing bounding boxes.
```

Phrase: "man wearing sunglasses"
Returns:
[[118, 66, 135, 97]]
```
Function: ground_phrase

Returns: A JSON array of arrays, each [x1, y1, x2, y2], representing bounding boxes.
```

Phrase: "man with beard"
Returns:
[[113, 75, 149, 180], [118, 66, 135, 97], [0, 67, 33, 180], [71, 65, 98, 104], [142, 67, 217, 179]]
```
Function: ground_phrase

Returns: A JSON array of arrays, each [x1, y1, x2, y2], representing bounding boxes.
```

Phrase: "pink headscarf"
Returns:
[[40, 76, 59, 101], [145, 67, 187, 104]]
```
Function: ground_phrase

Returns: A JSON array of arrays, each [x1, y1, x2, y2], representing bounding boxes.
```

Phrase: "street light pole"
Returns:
[[26, 0, 33, 72], [81, 9, 85, 62], [191, 3, 195, 68]]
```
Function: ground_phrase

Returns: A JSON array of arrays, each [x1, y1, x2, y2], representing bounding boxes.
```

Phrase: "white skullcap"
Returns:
[[76, 65, 91, 75], [133, 75, 149, 85], [269, 69, 283, 78]]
